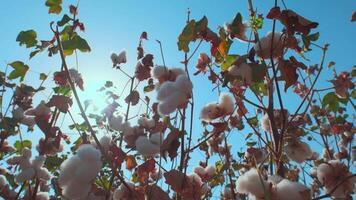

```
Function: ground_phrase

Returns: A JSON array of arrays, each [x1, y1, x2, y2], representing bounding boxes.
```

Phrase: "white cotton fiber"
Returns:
[[235, 168, 269, 198], [254, 32, 284, 59], [59, 144, 102, 199], [200, 93, 234, 122], [36, 192, 50, 200], [135, 133, 161, 157], [228, 63, 252, 85], [25, 101, 51, 117], [152, 66, 167, 79], [109, 115, 123, 132], [275, 179, 310, 200], [285, 141, 313, 163]]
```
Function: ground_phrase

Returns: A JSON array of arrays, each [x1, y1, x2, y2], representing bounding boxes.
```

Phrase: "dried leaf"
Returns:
[[125, 90, 140, 106], [47, 95, 73, 113]]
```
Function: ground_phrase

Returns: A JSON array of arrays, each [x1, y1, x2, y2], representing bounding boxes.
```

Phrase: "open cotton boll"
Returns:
[[170, 68, 186, 77], [275, 179, 310, 200], [219, 93, 234, 114], [149, 133, 162, 145], [228, 63, 252, 85], [59, 144, 102, 199], [0, 175, 8, 187], [175, 74, 193, 95], [135, 135, 160, 157], [200, 103, 220, 122], [111, 51, 126, 66], [99, 135, 112, 151], [137, 117, 155, 129], [25, 101, 51, 117], [158, 91, 187, 116], [156, 81, 176, 101], [109, 115, 123, 132], [15, 168, 35, 183], [205, 165, 216, 177], [152, 66, 167, 79], [235, 168, 269, 198], [285, 141, 313, 163], [267, 175, 283, 185], [254, 32, 285, 59]]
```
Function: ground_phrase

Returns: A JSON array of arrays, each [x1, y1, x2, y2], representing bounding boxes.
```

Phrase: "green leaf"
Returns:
[[351, 89, 356, 99], [221, 54, 238, 71], [8, 61, 29, 82], [39, 73, 48, 80], [250, 82, 268, 96], [29, 50, 41, 59], [57, 14, 71, 26], [45, 0, 62, 14], [53, 86, 71, 96], [251, 14, 263, 30], [16, 30, 38, 48], [247, 116, 258, 126], [62, 35, 91, 55], [302, 32, 319, 51], [322, 92, 339, 112], [14, 140, 32, 154], [178, 16, 208, 52]]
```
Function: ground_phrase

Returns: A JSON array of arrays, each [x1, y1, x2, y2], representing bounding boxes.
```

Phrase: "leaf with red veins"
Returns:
[[161, 128, 180, 160], [330, 71, 355, 98], [267, 7, 318, 35], [278, 56, 307, 92], [47, 95, 73, 113], [125, 90, 140, 106], [164, 170, 186, 193], [195, 53, 211, 75]]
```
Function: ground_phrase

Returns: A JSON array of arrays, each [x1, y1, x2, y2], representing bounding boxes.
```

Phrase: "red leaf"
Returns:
[[140, 31, 148, 40], [137, 159, 155, 180], [47, 95, 73, 113], [125, 90, 140, 106], [164, 170, 186, 193], [161, 128, 180, 160], [351, 10, 356, 22], [146, 185, 171, 200], [278, 57, 307, 91], [69, 5, 77, 15], [125, 155, 137, 170]]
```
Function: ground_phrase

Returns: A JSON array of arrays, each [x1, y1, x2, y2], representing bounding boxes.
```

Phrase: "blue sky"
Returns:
[[0, 0, 355, 198]]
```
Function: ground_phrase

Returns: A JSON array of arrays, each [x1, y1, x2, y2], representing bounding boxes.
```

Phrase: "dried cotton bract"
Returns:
[[58, 144, 102, 199], [111, 50, 127, 66]]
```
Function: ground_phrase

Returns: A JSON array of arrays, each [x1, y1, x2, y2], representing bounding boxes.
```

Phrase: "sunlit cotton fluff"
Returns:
[[275, 179, 310, 200], [7, 148, 51, 183], [12, 107, 36, 128], [194, 165, 216, 181], [228, 63, 252, 85], [285, 141, 313, 163], [235, 168, 270, 199], [137, 116, 155, 129], [109, 115, 124, 132], [221, 187, 241, 200], [254, 31, 285, 59], [156, 74, 192, 115], [98, 135, 112, 152], [317, 160, 355, 198], [35, 192, 50, 200], [200, 93, 234, 122], [111, 50, 127, 66], [135, 132, 162, 157], [25, 101, 51, 117], [58, 144, 102, 200], [183, 173, 210, 199], [151, 66, 185, 84]]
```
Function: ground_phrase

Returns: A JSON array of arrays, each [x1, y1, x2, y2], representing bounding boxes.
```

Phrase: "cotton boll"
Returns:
[[32, 156, 46, 169], [25, 101, 51, 117], [76, 144, 102, 163], [228, 63, 252, 85], [200, 103, 220, 122], [235, 168, 269, 198], [254, 32, 285, 59], [170, 68, 185, 77], [0, 175, 7, 187], [109, 115, 123, 131], [194, 166, 206, 177], [75, 162, 102, 183], [36, 192, 50, 200], [205, 165, 216, 177], [121, 122, 134, 136], [261, 113, 270, 132], [175, 75, 193, 95], [267, 175, 283, 185], [285, 141, 313, 163], [158, 91, 186, 116], [15, 168, 35, 183], [275, 179, 310, 200], [156, 81, 176, 101], [62, 180, 91, 200], [152, 66, 167, 79], [135, 136, 160, 157], [58, 156, 81, 186], [149, 133, 162, 145], [99, 135, 112, 151], [219, 93, 234, 114], [137, 117, 155, 129], [111, 51, 126, 66]]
